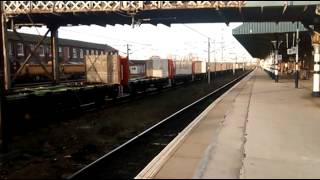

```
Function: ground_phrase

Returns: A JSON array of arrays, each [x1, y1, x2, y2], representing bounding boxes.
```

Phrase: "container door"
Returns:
[[119, 56, 129, 86], [168, 59, 175, 79], [192, 61, 195, 75]]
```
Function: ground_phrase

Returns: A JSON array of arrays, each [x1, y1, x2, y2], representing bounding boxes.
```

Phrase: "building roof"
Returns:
[[233, 22, 308, 35], [7, 31, 118, 52], [232, 22, 310, 59]]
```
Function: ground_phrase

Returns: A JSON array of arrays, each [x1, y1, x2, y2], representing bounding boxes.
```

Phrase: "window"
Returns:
[[72, 48, 77, 58], [80, 49, 84, 58], [86, 49, 90, 56], [29, 44, 35, 51], [39, 45, 45, 57], [46, 47, 49, 56], [48, 46, 52, 57], [66, 47, 70, 58], [91, 49, 94, 55], [58, 46, 62, 57], [17, 43, 24, 56], [8, 41, 13, 56]]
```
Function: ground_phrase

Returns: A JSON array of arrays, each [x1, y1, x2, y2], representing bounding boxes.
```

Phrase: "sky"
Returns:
[[17, 23, 253, 62]]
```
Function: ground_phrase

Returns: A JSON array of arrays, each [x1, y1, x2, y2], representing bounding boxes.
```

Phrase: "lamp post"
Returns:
[[204, 41, 216, 85], [271, 41, 278, 82], [213, 40, 216, 84], [0, 1, 9, 152], [312, 32, 320, 96], [229, 51, 236, 76], [271, 40, 283, 83], [295, 23, 300, 88], [208, 38, 211, 84], [312, 43, 320, 96]]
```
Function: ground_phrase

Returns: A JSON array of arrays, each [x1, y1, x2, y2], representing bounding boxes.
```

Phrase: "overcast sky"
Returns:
[[18, 23, 253, 62]]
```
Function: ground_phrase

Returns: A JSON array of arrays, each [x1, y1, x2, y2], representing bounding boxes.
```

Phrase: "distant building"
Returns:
[[7, 31, 118, 65]]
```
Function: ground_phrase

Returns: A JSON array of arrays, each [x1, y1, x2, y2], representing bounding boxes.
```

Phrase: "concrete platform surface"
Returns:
[[241, 70, 320, 179], [152, 70, 255, 179], [142, 68, 320, 179]]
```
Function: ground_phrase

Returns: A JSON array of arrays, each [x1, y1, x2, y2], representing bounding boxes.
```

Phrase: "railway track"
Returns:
[[5, 71, 238, 142], [67, 70, 253, 179], [12, 79, 86, 90]]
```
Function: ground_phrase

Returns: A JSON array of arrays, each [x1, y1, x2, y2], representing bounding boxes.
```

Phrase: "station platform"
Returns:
[[136, 68, 320, 179]]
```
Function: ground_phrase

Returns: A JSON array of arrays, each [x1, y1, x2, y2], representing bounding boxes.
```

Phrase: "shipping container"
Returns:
[[62, 64, 85, 74], [20, 64, 51, 76], [174, 60, 192, 75], [208, 62, 215, 72], [146, 58, 169, 78], [208, 62, 225, 72], [216, 63, 223, 71], [202, 61, 207, 73], [221, 63, 226, 71], [226, 63, 233, 70], [130, 65, 145, 75], [168, 59, 174, 79], [17, 64, 86, 80], [120, 56, 129, 86], [237, 63, 244, 69], [129, 60, 146, 79], [192, 61, 206, 74], [207, 62, 239, 72], [86, 54, 120, 84]]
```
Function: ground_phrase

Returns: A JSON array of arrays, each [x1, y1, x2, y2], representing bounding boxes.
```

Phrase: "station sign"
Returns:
[[287, 47, 297, 55]]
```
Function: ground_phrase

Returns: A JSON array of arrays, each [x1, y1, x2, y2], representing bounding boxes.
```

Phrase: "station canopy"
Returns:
[[232, 22, 310, 59]]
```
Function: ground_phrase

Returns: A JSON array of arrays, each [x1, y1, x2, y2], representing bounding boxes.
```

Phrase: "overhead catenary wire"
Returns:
[[182, 24, 211, 39], [182, 24, 215, 84]]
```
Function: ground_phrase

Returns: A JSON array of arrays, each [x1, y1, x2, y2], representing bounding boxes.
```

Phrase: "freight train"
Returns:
[[8, 55, 253, 136], [5, 32, 252, 140], [12, 55, 247, 97], [8, 31, 248, 99], [84, 54, 247, 98], [8, 54, 248, 125]]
